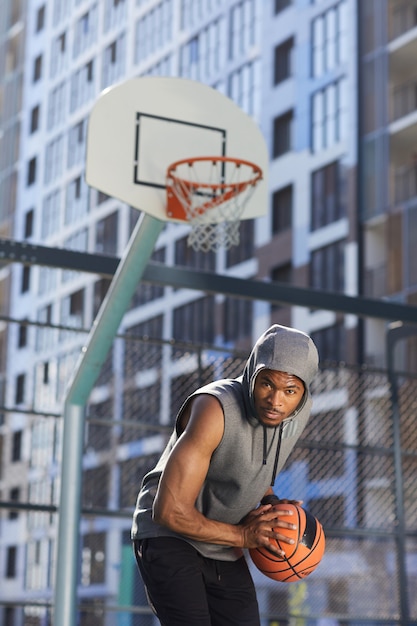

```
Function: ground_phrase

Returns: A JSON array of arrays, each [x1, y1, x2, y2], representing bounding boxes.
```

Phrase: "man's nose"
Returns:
[[268, 390, 283, 406]]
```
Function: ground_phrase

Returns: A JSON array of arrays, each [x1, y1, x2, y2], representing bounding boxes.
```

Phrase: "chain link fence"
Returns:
[[0, 319, 416, 625]]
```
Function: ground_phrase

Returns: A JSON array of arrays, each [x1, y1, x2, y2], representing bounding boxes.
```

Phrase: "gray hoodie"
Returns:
[[131, 324, 319, 560]]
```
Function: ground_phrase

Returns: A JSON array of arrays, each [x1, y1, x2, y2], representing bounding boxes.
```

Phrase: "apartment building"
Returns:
[[359, 0, 417, 370]]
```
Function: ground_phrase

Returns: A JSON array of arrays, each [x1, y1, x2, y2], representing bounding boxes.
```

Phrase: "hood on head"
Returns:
[[242, 324, 319, 419]]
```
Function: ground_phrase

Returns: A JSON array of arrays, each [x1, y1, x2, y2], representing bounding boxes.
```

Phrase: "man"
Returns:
[[132, 324, 319, 625]]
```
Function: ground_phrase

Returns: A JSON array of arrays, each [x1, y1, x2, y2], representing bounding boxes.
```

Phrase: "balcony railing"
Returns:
[[391, 75, 417, 120], [394, 164, 417, 203], [389, 1, 417, 40]]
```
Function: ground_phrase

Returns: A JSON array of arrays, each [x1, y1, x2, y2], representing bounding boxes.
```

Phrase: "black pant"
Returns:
[[133, 537, 261, 626]]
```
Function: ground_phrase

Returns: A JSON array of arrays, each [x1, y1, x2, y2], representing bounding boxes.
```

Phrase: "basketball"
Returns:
[[249, 503, 325, 583]]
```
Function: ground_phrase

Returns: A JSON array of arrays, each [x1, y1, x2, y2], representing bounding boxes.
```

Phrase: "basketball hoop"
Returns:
[[166, 156, 263, 252]]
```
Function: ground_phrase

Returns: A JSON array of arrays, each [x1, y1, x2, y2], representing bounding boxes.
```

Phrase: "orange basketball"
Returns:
[[249, 503, 325, 582]]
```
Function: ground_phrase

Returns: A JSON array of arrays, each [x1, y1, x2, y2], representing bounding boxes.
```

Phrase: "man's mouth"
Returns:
[[260, 408, 284, 421]]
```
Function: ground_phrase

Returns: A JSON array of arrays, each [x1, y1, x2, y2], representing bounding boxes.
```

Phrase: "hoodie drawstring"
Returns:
[[270, 423, 284, 486], [262, 423, 284, 485], [262, 426, 267, 465]]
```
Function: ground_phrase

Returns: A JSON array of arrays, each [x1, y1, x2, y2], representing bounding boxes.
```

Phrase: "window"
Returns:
[[102, 34, 126, 88], [180, 36, 200, 80], [275, 0, 292, 13], [229, 0, 256, 61], [272, 185, 292, 233], [52, 0, 71, 26], [81, 532, 106, 585], [69, 60, 95, 113], [310, 495, 345, 526], [130, 248, 165, 309], [43, 362, 50, 385], [21, 266, 30, 293], [98, 191, 110, 205], [134, 1, 173, 64], [273, 110, 293, 158], [65, 175, 89, 224], [33, 54, 43, 81], [311, 160, 346, 229], [73, 5, 98, 58], [44, 134, 64, 184], [27, 157, 37, 185], [18, 322, 28, 348], [50, 31, 67, 78], [175, 236, 216, 272], [408, 204, 417, 288], [42, 189, 62, 237], [274, 37, 294, 85], [179, 18, 223, 81], [124, 317, 163, 382], [87, 399, 113, 451], [104, 0, 127, 32], [310, 240, 345, 291], [271, 262, 292, 284], [310, 323, 346, 363], [173, 297, 215, 344], [4, 607, 16, 625], [30, 105, 40, 133], [121, 382, 162, 438], [312, 78, 347, 152], [109, 41, 117, 63], [15, 373, 26, 403], [224, 297, 252, 342], [59, 31, 66, 52], [47, 81, 66, 130], [12, 430, 23, 460], [228, 60, 259, 117], [60, 290, 85, 335], [36, 5, 46, 32], [95, 211, 118, 255], [311, 1, 347, 78], [24, 208, 34, 238], [225, 220, 254, 267], [93, 279, 111, 317], [83, 467, 110, 509], [143, 54, 173, 77], [271, 263, 292, 310], [36, 303, 54, 350], [6, 546, 17, 578], [9, 487, 20, 520]]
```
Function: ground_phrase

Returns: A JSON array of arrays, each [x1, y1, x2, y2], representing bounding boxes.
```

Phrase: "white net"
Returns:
[[166, 157, 262, 252]]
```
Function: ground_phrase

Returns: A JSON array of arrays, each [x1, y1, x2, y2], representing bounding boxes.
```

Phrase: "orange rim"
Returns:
[[166, 156, 263, 190], [166, 156, 263, 220]]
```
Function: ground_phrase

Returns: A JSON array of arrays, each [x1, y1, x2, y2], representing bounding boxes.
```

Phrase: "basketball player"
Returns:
[[132, 324, 319, 625]]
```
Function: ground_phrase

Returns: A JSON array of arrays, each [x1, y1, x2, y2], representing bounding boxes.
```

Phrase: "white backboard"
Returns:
[[86, 77, 268, 223]]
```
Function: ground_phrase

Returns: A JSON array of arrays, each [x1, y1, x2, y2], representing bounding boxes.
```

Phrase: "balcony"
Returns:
[[364, 264, 387, 299], [389, 26, 417, 120], [389, 107, 417, 204], [391, 75, 417, 121], [388, 0, 417, 41], [393, 163, 417, 203]]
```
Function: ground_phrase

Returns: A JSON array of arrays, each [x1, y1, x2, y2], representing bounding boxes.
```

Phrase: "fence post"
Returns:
[[386, 322, 417, 625], [53, 213, 164, 626]]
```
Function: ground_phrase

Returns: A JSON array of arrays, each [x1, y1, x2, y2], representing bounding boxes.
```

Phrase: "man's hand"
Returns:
[[239, 504, 297, 557]]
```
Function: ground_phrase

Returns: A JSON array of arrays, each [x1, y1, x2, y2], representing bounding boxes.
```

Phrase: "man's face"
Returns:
[[253, 369, 305, 427]]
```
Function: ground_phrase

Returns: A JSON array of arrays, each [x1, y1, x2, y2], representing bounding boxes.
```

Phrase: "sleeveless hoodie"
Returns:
[[131, 324, 319, 561]]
